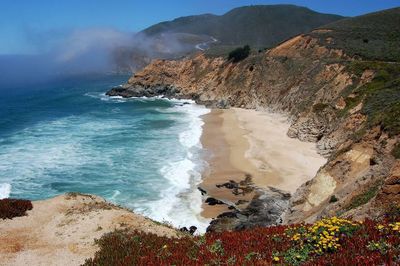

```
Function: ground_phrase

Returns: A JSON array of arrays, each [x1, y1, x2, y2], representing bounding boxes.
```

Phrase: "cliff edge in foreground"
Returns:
[[0, 193, 177, 266]]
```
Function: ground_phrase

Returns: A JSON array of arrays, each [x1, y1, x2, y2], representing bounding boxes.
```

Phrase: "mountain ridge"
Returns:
[[142, 4, 345, 47]]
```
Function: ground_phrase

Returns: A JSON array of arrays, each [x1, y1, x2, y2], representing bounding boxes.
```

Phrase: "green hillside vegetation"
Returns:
[[310, 7, 400, 62], [228, 45, 251, 62], [143, 5, 344, 47], [343, 61, 400, 136]]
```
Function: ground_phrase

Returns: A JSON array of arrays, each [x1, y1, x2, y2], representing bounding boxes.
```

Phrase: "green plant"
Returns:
[[351, 127, 367, 142], [329, 195, 339, 203], [385, 204, 400, 222], [282, 246, 311, 265], [245, 251, 260, 261], [392, 142, 400, 159], [313, 103, 329, 113], [272, 235, 283, 242], [226, 256, 237, 265], [367, 240, 391, 254], [228, 45, 250, 62], [346, 182, 381, 211], [208, 239, 224, 256]]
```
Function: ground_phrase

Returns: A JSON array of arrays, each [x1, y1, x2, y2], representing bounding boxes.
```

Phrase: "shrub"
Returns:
[[384, 204, 400, 222], [392, 142, 400, 159], [345, 182, 381, 211], [313, 103, 329, 113], [329, 195, 339, 203], [0, 198, 33, 219], [228, 45, 250, 63]]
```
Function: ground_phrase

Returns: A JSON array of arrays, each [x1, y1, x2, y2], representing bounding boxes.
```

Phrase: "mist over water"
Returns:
[[0, 27, 136, 88], [0, 27, 204, 89]]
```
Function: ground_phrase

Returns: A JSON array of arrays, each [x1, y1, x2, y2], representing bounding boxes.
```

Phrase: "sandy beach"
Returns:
[[200, 108, 326, 218]]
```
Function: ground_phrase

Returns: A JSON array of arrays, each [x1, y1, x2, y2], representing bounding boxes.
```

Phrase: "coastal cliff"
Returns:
[[107, 8, 400, 228]]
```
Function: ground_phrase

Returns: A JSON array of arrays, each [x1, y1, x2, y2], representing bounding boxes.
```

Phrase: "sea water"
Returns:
[[0, 74, 210, 232]]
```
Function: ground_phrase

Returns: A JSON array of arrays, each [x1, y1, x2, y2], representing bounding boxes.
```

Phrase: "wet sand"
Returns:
[[200, 108, 326, 218]]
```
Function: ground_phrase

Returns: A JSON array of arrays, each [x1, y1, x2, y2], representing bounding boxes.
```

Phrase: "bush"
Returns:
[[228, 45, 250, 62], [313, 103, 329, 113], [329, 195, 339, 203], [392, 142, 400, 159], [0, 199, 33, 219], [345, 182, 381, 211]]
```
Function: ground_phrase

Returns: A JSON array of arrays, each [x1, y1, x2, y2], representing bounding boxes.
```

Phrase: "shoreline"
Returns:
[[200, 109, 256, 218], [199, 108, 326, 219]]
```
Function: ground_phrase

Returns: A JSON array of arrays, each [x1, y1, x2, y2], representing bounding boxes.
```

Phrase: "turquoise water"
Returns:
[[0, 75, 210, 231]]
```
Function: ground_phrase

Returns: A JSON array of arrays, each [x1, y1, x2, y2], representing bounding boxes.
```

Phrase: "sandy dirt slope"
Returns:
[[0, 193, 177, 266]]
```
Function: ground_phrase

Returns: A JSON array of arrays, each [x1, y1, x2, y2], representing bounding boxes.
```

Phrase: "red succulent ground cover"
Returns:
[[0, 198, 33, 219], [84, 217, 400, 266]]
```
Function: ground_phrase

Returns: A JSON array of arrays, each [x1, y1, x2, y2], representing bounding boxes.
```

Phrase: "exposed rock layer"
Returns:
[[207, 187, 290, 232]]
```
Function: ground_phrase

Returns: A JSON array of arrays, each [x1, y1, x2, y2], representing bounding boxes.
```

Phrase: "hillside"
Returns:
[[310, 7, 400, 61], [113, 5, 344, 72], [143, 5, 344, 47], [108, 7, 400, 229]]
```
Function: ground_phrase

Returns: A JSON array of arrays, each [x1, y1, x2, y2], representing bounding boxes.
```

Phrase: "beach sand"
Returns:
[[200, 108, 326, 218]]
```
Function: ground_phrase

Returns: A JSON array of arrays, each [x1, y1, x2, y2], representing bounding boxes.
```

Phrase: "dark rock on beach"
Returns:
[[197, 187, 207, 196], [215, 175, 255, 196], [206, 187, 291, 232], [179, 225, 197, 235], [205, 197, 225, 206]]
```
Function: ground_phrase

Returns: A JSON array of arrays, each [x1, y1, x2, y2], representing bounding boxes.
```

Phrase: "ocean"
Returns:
[[0, 74, 210, 232]]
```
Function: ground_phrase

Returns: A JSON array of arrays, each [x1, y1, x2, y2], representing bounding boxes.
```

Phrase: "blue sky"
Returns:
[[1, 0, 399, 54]]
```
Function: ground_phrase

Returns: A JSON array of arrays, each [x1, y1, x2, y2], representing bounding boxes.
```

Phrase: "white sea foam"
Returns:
[[135, 101, 211, 233], [1, 91, 211, 233], [110, 190, 121, 201], [84, 92, 126, 102], [0, 183, 11, 199]]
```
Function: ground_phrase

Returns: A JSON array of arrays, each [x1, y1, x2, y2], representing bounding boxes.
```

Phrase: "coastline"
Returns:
[[200, 108, 326, 219]]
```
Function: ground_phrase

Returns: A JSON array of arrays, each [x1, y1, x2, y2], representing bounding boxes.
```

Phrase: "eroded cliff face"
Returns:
[[108, 33, 400, 225]]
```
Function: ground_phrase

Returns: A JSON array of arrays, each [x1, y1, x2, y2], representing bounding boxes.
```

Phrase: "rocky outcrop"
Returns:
[[106, 84, 184, 99], [286, 128, 399, 223], [207, 187, 290, 232]]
